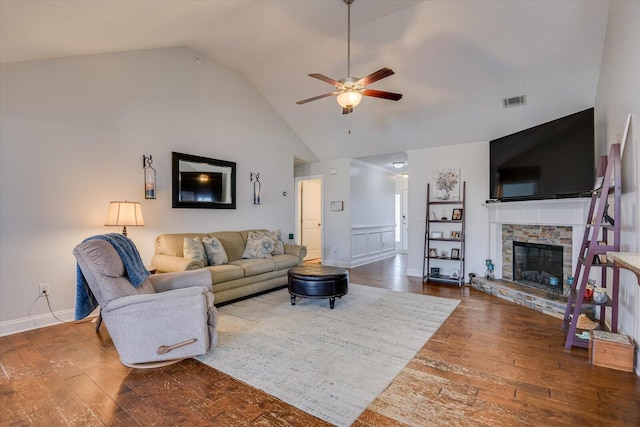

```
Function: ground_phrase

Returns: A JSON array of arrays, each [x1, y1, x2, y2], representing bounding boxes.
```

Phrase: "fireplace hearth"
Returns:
[[513, 241, 563, 292]]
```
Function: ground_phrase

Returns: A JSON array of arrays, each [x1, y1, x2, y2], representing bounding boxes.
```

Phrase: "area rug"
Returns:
[[197, 284, 459, 426]]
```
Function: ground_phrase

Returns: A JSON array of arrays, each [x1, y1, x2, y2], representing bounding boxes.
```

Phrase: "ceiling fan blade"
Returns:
[[356, 67, 394, 87], [342, 107, 353, 115], [297, 92, 338, 105], [308, 73, 342, 87], [363, 89, 403, 101]]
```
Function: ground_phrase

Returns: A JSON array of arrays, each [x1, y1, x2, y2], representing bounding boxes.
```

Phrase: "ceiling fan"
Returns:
[[296, 0, 403, 114]]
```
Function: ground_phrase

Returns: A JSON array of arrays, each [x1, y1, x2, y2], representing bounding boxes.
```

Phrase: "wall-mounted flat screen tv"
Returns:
[[490, 108, 595, 201]]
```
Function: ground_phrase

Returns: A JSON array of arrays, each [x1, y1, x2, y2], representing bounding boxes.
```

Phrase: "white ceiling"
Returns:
[[0, 0, 610, 166]]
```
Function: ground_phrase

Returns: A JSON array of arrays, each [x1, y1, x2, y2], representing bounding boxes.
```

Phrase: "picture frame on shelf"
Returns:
[[452, 208, 463, 220], [430, 267, 440, 277], [431, 231, 443, 239], [429, 248, 437, 257], [451, 248, 460, 259], [450, 231, 461, 239]]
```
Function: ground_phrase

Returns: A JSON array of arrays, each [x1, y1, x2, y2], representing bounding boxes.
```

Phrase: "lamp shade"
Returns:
[[105, 201, 144, 236], [336, 90, 362, 109]]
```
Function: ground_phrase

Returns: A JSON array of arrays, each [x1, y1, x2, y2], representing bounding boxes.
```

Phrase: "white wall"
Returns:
[[0, 47, 316, 334], [350, 160, 395, 227], [295, 158, 352, 266], [295, 158, 396, 267], [594, 0, 640, 373], [407, 142, 490, 279]]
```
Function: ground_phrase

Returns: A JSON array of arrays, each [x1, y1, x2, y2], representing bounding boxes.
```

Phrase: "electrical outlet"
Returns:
[[38, 283, 49, 297]]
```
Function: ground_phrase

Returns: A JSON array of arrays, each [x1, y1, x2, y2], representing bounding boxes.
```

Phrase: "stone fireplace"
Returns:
[[485, 198, 591, 291], [513, 241, 564, 287], [502, 226, 572, 293]]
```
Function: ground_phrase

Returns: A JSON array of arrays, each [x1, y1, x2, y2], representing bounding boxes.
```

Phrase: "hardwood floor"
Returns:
[[1, 255, 638, 426]]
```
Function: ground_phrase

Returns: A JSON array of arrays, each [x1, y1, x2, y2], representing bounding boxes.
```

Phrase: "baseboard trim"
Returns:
[[323, 252, 397, 269], [349, 251, 396, 268], [406, 268, 422, 278], [0, 309, 76, 336]]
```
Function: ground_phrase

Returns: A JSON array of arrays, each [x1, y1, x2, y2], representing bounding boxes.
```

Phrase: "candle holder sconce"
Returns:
[[250, 172, 261, 205], [143, 155, 156, 199]]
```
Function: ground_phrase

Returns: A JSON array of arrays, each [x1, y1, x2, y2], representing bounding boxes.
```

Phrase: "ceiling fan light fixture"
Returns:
[[336, 90, 362, 109]]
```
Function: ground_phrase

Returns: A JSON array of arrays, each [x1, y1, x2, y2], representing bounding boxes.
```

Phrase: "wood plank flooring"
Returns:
[[1, 255, 638, 426]]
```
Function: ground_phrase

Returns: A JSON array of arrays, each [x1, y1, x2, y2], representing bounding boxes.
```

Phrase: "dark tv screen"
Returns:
[[179, 172, 223, 202], [490, 108, 595, 201]]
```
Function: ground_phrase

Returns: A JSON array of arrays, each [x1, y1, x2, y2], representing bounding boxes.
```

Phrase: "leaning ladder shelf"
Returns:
[[562, 143, 621, 349], [423, 181, 466, 286]]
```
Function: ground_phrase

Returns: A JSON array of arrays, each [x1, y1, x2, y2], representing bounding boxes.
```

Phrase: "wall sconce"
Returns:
[[143, 155, 156, 199], [250, 172, 261, 205]]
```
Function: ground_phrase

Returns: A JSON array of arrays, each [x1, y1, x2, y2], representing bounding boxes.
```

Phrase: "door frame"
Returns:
[[295, 175, 323, 262]]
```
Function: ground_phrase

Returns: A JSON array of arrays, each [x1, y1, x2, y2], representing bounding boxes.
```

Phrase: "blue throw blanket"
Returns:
[[75, 233, 150, 320]]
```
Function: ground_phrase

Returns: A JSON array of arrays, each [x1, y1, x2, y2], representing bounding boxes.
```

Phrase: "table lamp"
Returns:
[[105, 201, 145, 236]]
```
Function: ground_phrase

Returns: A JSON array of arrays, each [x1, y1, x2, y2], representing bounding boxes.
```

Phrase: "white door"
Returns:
[[301, 179, 322, 260]]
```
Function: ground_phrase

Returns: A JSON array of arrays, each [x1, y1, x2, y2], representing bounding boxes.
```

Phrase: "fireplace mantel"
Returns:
[[484, 198, 591, 280], [484, 198, 591, 226]]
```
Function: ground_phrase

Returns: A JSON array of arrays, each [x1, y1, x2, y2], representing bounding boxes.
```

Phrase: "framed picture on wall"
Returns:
[[432, 168, 460, 201], [330, 201, 344, 211]]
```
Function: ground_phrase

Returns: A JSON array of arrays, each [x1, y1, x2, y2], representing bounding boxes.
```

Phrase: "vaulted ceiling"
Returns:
[[0, 0, 610, 165]]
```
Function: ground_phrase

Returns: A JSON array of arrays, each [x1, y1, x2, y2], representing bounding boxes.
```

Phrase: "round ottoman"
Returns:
[[287, 265, 349, 309]]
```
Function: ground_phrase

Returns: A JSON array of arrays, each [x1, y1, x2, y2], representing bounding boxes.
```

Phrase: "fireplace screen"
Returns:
[[513, 241, 563, 289]]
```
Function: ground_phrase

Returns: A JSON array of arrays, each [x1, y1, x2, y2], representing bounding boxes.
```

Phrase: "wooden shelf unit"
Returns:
[[423, 182, 466, 286], [562, 143, 621, 349]]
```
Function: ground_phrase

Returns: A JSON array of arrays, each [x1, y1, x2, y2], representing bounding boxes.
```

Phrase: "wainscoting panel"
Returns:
[[367, 233, 382, 254], [352, 233, 368, 258], [350, 225, 397, 268]]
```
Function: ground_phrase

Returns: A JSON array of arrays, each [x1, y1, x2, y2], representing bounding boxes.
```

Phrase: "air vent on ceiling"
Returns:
[[502, 95, 527, 108]]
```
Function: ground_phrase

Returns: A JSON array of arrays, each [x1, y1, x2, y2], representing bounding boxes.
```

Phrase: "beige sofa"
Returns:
[[151, 230, 307, 305]]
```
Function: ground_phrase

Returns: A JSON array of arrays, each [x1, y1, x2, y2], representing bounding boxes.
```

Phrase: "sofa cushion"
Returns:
[[206, 264, 244, 284], [254, 229, 285, 255], [202, 236, 228, 265], [242, 233, 276, 259], [271, 254, 301, 270], [155, 233, 207, 257], [184, 237, 207, 266], [229, 258, 275, 277], [207, 231, 246, 262]]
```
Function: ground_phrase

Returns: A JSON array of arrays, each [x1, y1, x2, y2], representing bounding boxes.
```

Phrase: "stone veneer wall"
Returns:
[[502, 225, 573, 292]]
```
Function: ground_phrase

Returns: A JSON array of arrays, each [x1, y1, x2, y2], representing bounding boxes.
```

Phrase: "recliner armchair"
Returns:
[[74, 239, 218, 368]]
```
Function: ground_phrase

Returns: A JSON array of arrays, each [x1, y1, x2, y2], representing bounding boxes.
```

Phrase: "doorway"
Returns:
[[296, 177, 322, 262], [395, 177, 409, 253]]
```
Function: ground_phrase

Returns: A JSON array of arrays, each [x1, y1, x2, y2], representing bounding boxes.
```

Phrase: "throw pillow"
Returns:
[[202, 236, 228, 265], [266, 229, 285, 255], [183, 237, 207, 266], [242, 232, 276, 259]]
